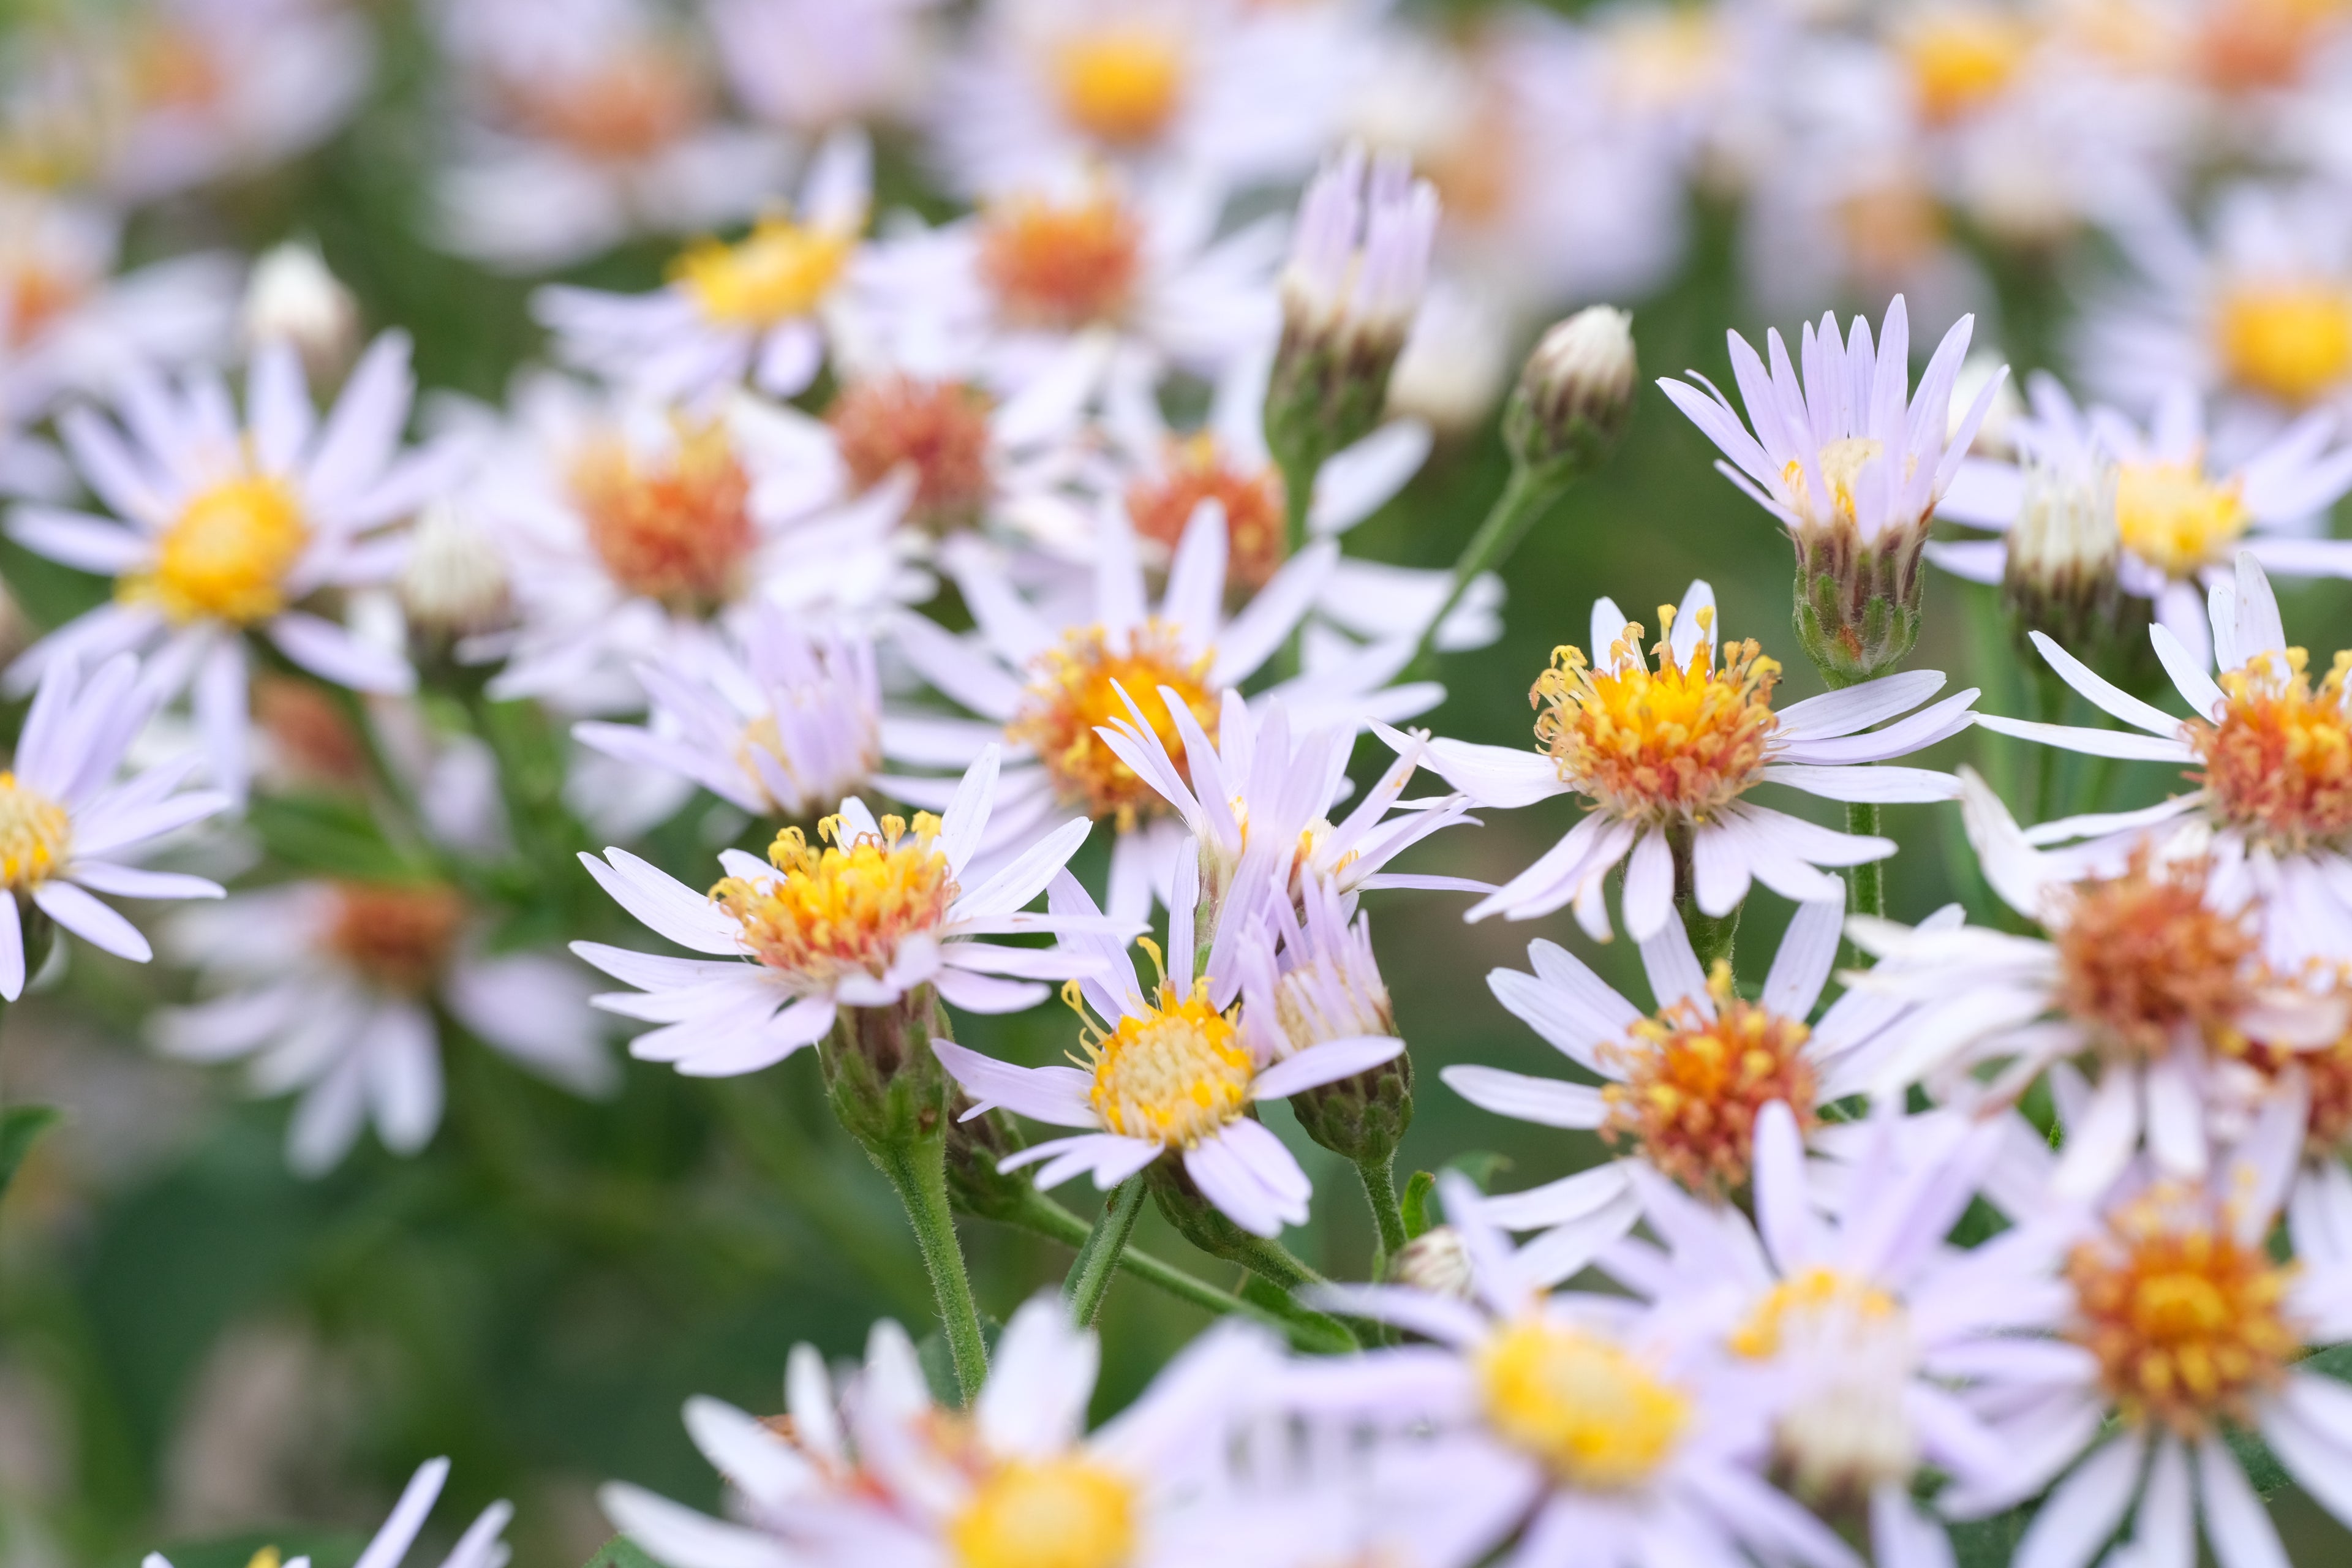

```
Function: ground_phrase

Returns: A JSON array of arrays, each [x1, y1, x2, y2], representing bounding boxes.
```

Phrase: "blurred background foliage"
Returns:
[[2, 0, 2351, 1564]]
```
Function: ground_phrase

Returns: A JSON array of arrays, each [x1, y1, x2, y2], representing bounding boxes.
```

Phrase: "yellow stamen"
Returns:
[[671, 214, 858, 328], [2113, 459, 2247, 578], [0, 772, 68, 891], [2189, 647, 2352, 849], [570, 421, 755, 611], [1009, 620, 1220, 830], [2216, 281, 2352, 407], [1729, 1267, 1901, 1360], [1600, 960, 1817, 1195], [1073, 974, 1253, 1148], [948, 1455, 1139, 1568], [2049, 848, 2258, 1056], [1476, 1317, 1691, 1488], [121, 473, 310, 627], [715, 813, 957, 986]]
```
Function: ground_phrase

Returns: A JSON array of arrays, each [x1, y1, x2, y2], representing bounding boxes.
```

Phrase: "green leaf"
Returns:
[[129, 1529, 371, 1568], [1948, 1507, 2029, 1568], [579, 1537, 665, 1568], [1400, 1169, 1438, 1239], [0, 1103, 59, 1204]]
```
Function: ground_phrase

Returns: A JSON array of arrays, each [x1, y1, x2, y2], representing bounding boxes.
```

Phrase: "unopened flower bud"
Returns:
[[817, 989, 952, 1155], [1389, 1225, 1473, 1298], [1506, 306, 1637, 482], [400, 499, 512, 642], [243, 241, 360, 388], [2002, 459, 2120, 650], [1276, 894, 1412, 1166]]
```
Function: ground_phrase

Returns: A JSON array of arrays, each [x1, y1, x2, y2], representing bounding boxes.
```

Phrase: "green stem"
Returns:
[[1668, 822, 1740, 971], [872, 1136, 989, 1404], [1845, 800, 1884, 965], [1276, 445, 1324, 560], [1062, 1177, 1145, 1327], [1406, 462, 1556, 677], [1357, 1155, 1409, 1275]]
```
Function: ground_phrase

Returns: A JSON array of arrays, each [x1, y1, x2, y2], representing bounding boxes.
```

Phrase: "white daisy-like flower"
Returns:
[[1973, 551, 2352, 971], [886, 500, 1430, 920], [535, 127, 870, 403], [1942, 1111, 2352, 1568], [573, 619, 883, 821], [706, 0, 938, 135], [1290, 1172, 1862, 1568], [147, 1457, 510, 1568], [1445, 897, 1945, 1276], [426, 0, 790, 273], [1384, 580, 1976, 941], [936, 850, 1401, 1238], [0, 652, 229, 998], [1610, 1101, 2075, 1568], [574, 746, 1125, 1078], [605, 1295, 1309, 1568], [1850, 768, 2344, 1199], [1934, 374, 2352, 666], [152, 876, 617, 1176], [6, 334, 457, 804]]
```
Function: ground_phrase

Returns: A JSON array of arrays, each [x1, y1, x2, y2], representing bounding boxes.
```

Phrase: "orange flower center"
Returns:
[[326, 883, 467, 995], [714, 813, 958, 986], [1008, 620, 1220, 830], [1833, 182, 1948, 287], [2188, 647, 2352, 849], [2197, 0, 2352, 91], [255, 676, 369, 788], [828, 375, 996, 533], [1600, 961, 1817, 1196], [1125, 435, 1287, 592], [2050, 851, 2260, 1057], [978, 192, 1144, 331], [2, 260, 83, 347], [571, 423, 756, 612], [2067, 1184, 2300, 1437], [1533, 606, 1779, 825], [501, 50, 703, 161], [2228, 1025, 2352, 1154]]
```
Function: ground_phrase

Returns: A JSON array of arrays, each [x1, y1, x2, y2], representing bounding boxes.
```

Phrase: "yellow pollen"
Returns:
[[1051, 28, 1186, 146], [1600, 960, 1817, 1195], [671, 214, 858, 328], [121, 473, 310, 627], [978, 192, 1145, 331], [1074, 974, 1253, 1148], [571, 421, 756, 611], [1476, 1318, 1691, 1489], [2111, 459, 2247, 578], [2189, 647, 2352, 849], [948, 1455, 1139, 1568], [1899, 7, 2035, 123], [0, 773, 68, 891], [1532, 606, 1779, 826], [2067, 1183, 2301, 1437], [713, 812, 957, 986], [1728, 1267, 1901, 1360], [2215, 281, 2352, 407], [1779, 436, 1898, 534], [1009, 620, 1220, 830]]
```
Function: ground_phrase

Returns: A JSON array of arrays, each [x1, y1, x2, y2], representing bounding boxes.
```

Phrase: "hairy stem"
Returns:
[[1063, 1177, 1146, 1327], [1357, 1155, 1409, 1275], [1845, 799, 1885, 957], [872, 1135, 989, 1404]]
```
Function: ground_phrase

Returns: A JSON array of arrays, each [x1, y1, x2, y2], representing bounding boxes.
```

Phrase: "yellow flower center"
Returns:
[[978, 192, 1144, 331], [1532, 606, 1779, 826], [0, 773, 69, 891], [123, 473, 311, 627], [1600, 960, 1817, 1196], [1476, 1318, 1691, 1490], [714, 812, 958, 986], [2068, 1183, 2301, 1437], [2215, 281, 2352, 407], [244, 1550, 282, 1568], [2051, 849, 2260, 1056], [324, 882, 466, 996], [2189, 647, 2352, 849], [2111, 459, 2247, 578], [1009, 620, 1220, 830], [1126, 435, 1288, 594], [1730, 1267, 1902, 1360], [671, 215, 858, 328], [571, 422, 756, 612], [1899, 7, 2035, 123], [948, 1456, 1139, 1568], [1076, 973, 1254, 1148], [1051, 28, 1186, 146], [1780, 436, 1906, 536]]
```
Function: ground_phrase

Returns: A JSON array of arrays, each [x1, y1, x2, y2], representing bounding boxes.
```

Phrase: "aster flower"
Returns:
[[1446, 897, 1944, 1275], [705, 0, 937, 135], [5, 333, 462, 803], [574, 747, 1123, 1079], [885, 499, 1431, 921], [573, 619, 883, 821], [1942, 1115, 2352, 1568], [1849, 769, 2343, 1199], [151, 877, 617, 1175], [145, 1458, 508, 1568], [0, 652, 230, 999], [935, 851, 1401, 1237], [535, 127, 870, 402], [605, 1295, 1307, 1568], [1291, 1173, 1861, 1568], [1658, 296, 2005, 682], [1974, 551, 2352, 970], [1385, 580, 1976, 941], [1934, 374, 2352, 666]]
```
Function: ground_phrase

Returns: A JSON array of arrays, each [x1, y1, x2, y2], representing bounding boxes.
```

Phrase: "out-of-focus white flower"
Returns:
[[145, 1458, 509, 1568], [398, 498, 513, 642], [1385, 277, 1515, 436], [242, 239, 360, 387], [704, 0, 938, 133]]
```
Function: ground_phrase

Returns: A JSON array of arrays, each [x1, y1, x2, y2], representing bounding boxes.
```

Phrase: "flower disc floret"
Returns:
[[1532, 608, 1779, 826], [326, 882, 467, 996], [571, 423, 756, 611], [2067, 1184, 2302, 1438], [828, 375, 995, 533], [1009, 620, 1219, 829], [670, 216, 855, 328], [2231, 1025, 2352, 1154], [1050, 27, 1185, 146], [947, 1455, 1139, 1568], [2189, 647, 2352, 848], [2216, 281, 2352, 407], [1476, 1318, 1691, 1490], [2113, 461, 2248, 578], [1599, 960, 1817, 1194], [2050, 851, 2260, 1057], [1075, 974, 1253, 1148], [1126, 436, 1287, 592], [123, 473, 311, 627], [1898, 6, 2033, 123], [0, 773, 69, 890], [714, 812, 957, 987], [978, 192, 1144, 331]]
